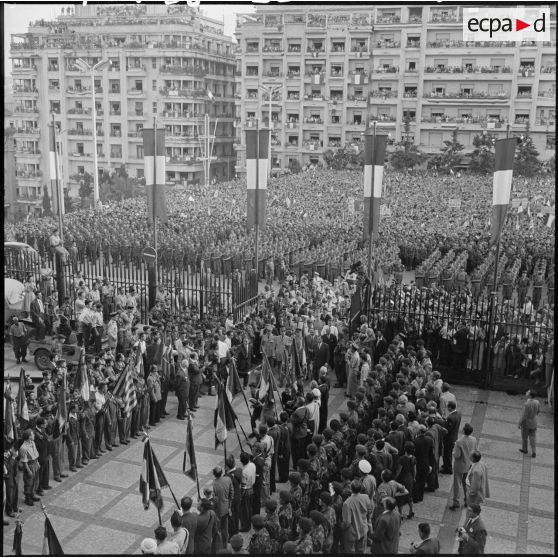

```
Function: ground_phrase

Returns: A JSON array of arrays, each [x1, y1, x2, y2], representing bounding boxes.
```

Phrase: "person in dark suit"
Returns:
[[312, 335, 330, 381], [374, 332, 388, 366], [370, 497, 401, 554], [458, 504, 487, 556], [441, 401, 462, 474], [411, 522, 440, 555], [30, 291, 46, 340], [236, 334, 253, 388], [413, 425, 435, 503], [180, 496, 198, 555]]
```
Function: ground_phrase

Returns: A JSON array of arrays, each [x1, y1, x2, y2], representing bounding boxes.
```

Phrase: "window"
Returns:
[[136, 123, 144, 133], [137, 168, 144, 179], [546, 133, 555, 149], [403, 110, 416, 119], [135, 102, 143, 115], [461, 86, 473, 95], [434, 58, 448, 70], [152, 58, 157, 69], [331, 114, 340, 123], [517, 86, 532, 96], [353, 114, 362, 124], [74, 79, 82, 89], [77, 166, 84, 174], [407, 61, 417, 71], [76, 122, 83, 132], [110, 145, 122, 158], [135, 80, 143, 92], [152, 102, 157, 114], [137, 145, 144, 159], [152, 80, 157, 91], [434, 86, 445, 95], [246, 66, 259, 76], [97, 144, 103, 156], [288, 135, 298, 145], [76, 142, 84, 155]]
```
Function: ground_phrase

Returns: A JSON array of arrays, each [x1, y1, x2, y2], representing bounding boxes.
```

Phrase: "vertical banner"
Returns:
[[143, 128, 168, 224], [490, 138, 519, 245], [246, 128, 269, 230], [362, 134, 388, 241], [48, 124, 63, 216]]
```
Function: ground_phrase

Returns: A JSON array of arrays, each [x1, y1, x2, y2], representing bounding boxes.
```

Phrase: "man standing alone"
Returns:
[[518, 389, 540, 458]]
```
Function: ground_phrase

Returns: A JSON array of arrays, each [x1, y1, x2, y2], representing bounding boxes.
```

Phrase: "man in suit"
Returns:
[[467, 451, 490, 507], [180, 496, 198, 555], [236, 334, 253, 388], [413, 424, 435, 503], [518, 389, 540, 457], [370, 497, 401, 555], [374, 331, 388, 365], [458, 504, 487, 556], [441, 400, 462, 474], [212, 465, 234, 550], [312, 335, 330, 381], [411, 522, 440, 555], [30, 291, 46, 340], [450, 423, 477, 510]]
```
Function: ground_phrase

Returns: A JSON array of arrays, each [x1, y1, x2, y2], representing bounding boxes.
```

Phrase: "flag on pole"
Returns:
[[227, 359, 243, 400], [206, 88, 215, 101], [143, 128, 167, 224], [246, 127, 269, 230], [527, 203, 532, 218], [183, 413, 197, 481], [4, 383, 16, 444], [48, 122, 63, 216], [545, 213, 555, 228], [490, 138, 519, 245], [52, 384, 68, 439], [13, 519, 23, 556], [42, 515, 64, 556], [140, 438, 169, 510], [73, 348, 90, 401], [214, 381, 237, 449], [17, 368, 29, 422], [517, 204, 524, 214], [363, 134, 388, 241], [114, 358, 137, 417]]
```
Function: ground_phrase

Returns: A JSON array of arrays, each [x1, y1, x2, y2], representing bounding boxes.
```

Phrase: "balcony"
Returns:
[[127, 88, 146, 97], [302, 141, 323, 151], [67, 108, 92, 116], [13, 128, 40, 136], [286, 71, 301, 79], [15, 149, 41, 157], [420, 116, 503, 129], [375, 15, 401, 24], [15, 170, 42, 179], [128, 131, 143, 139], [351, 14, 371, 27], [66, 86, 91, 95], [515, 92, 532, 100], [68, 152, 93, 160], [158, 87, 206, 98], [262, 45, 284, 54], [12, 64, 37, 73], [424, 65, 512, 75], [108, 88, 121, 95], [327, 141, 343, 148], [302, 117, 324, 125], [14, 106, 39, 114], [306, 14, 326, 28], [286, 142, 299, 149], [13, 87, 39, 97], [345, 121, 365, 129], [48, 86, 60, 94], [287, 46, 302, 54], [429, 13, 461, 23], [126, 65, 146, 73], [372, 66, 399, 74], [423, 91, 510, 101], [109, 131, 123, 138], [346, 96, 368, 106], [68, 128, 93, 136], [307, 49, 326, 58], [426, 40, 515, 48], [262, 71, 283, 78], [159, 65, 206, 77], [349, 47, 369, 57], [408, 16, 423, 24], [375, 41, 401, 49], [286, 95, 301, 102]]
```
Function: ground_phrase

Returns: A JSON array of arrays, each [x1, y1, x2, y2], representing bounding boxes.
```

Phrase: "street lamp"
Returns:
[[258, 83, 281, 180], [74, 58, 111, 208]]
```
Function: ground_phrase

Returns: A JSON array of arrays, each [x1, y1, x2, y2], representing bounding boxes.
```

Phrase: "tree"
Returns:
[[63, 188, 73, 213], [99, 165, 144, 202], [514, 126, 542, 177], [323, 145, 363, 170], [428, 128, 464, 174], [288, 158, 302, 174], [469, 131, 495, 174], [390, 118, 422, 172], [42, 185, 52, 216], [78, 171, 94, 200]]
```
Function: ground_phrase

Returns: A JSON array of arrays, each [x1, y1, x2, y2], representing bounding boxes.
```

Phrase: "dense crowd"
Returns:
[[4, 260, 552, 554], [4, 171, 555, 285]]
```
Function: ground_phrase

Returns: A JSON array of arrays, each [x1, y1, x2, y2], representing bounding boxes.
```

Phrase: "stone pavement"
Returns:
[[3, 380, 554, 555]]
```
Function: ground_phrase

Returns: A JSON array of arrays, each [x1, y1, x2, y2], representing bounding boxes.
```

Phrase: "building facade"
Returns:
[[9, 3, 236, 214], [234, 5, 556, 175]]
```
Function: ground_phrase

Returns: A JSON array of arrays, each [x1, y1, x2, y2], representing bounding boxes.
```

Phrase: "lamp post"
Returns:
[[258, 83, 281, 179], [74, 58, 111, 208]]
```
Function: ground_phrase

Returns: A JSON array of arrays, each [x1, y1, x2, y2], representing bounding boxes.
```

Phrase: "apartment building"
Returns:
[[9, 3, 236, 215], [234, 4, 556, 175]]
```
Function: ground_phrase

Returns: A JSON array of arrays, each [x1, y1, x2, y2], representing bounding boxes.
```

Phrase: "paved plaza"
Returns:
[[3, 358, 554, 556]]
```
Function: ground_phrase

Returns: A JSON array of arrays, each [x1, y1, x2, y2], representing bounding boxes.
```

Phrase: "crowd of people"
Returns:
[[4, 259, 550, 554], [4, 171, 555, 290]]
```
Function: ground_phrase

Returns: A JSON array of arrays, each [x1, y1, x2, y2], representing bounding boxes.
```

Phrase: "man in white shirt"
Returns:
[[106, 312, 118, 351], [91, 303, 105, 353], [79, 300, 95, 349], [239, 451, 256, 532], [439, 383, 457, 417]]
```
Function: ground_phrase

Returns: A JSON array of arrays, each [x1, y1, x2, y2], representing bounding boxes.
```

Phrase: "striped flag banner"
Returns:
[[246, 127, 269, 230], [363, 134, 388, 241], [42, 515, 64, 556], [113, 357, 138, 418], [52, 383, 67, 439], [490, 138, 519, 245], [143, 128, 168, 224], [48, 123, 64, 216], [17, 368, 29, 422], [183, 413, 198, 480], [4, 385, 16, 444], [140, 438, 169, 510], [214, 381, 237, 449], [545, 213, 555, 228], [73, 348, 90, 401]]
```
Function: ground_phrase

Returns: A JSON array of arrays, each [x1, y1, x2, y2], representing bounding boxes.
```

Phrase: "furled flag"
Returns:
[[143, 127, 168, 224], [257, 354, 274, 403], [52, 384, 68, 439], [183, 412, 198, 481], [227, 358, 243, 400], [286, 197, 291, 209], [114, 358, 137, 418], [4, 383, 16, 444], [527, 203, 532, 218], [73, 348, 90, 401], [545, 213, 555, 228], [246, 127, 270, 231], [490, 137, 520, 245], [214, 381, 237, 449], [140, 438, 169, 510], [42, 515, 64, 556], [363, 133, 388, 241], [13, 519, 22, 556], [48, 122, 64, 216], [17, 368, 29, 423]]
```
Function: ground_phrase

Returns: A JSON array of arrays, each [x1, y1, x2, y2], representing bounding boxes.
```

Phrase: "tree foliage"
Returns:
[[428, 128, 464, 174], [99, 166, 144, 202], [390, 118, 422, 172], [78, 171, 94, 201], [288, 158, 302, 174], [514, 128, 542, 177], [323, 145, 364, 170], [469, 131, 496, 174]]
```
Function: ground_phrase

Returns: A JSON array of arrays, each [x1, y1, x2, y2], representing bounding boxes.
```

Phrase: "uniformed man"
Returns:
[[517, 271, 530, 308], [9, 317, 28, 364]]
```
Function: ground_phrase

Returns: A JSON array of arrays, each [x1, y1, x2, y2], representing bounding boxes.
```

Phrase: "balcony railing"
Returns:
[[541, 65, 556, 73], [128, 131, 143, 137], [109, 131, 123, 137], [303, 117, 324, 124], [538, 91, 556, 98], [13, 64, 37, 71], [421, 116, 500, 125], [15, 149, 41, 155], [263, 45, 283, 53], [159, 65, 206, 77], [370, 115, 396, 122], [370, 90, 398, 98], [262, 71, 282, 78], [345, 122, 364, 127], [408, 16, 423, 24], [424, 65, 512, 74], [403, 91, 418, 98], [127, 88, 145, 95], [66, 86, 91, 94], [427, 40, 515, 48], [67, 108, 92, 115], [286, 71, 301, 78], [375, 41, 401, 48], [158, 87, 206, 98], [347, 95, 367, 102], [14, 107, 39, 114], [15, 170, 42, 178], [373, 66, 399, 73], [286, 95, 300, 101], [288, 46, 301, 53], [376, 15, 401, 24], [126, 64, 146, 72], [68, 128, 93, 136], [303, 141, 323, 150], [424, 91, 510, 99], [14, 128, 40, 135], [429, 13, 460, 23], [516, 92, 532, 99], [13, 87, 39, 94]]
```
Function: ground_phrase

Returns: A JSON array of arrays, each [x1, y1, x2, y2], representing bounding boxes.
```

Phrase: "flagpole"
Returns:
[[231, 357, 254, 423], [255, 119, 260, 281], [152, 116, 158, 269], [185, 410, 202, 500], [367, 121, 377, 287]]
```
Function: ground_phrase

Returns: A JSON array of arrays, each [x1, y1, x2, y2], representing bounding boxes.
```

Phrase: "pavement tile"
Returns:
[[482, 457, 523, 481], [530, 465, 554, 488], [484, 535, 518, 555], [49, 482, 121, 513], [146, 419, 192, 442], [487, 392, 524, 408], [527, 516, 556, 544], [478, 438, 523, 462], [531, 446, 554, 467], [534, 427, 554, 446], [9, 512, 82, 548], [481, 505, 519, 537], [484, 405, 523, 423], [528, 486, 555, 514], [412, 495, 448, 523], [117, 440, 177, 464], [103, 493, 165, 528], [527, 544, 555, 555], [63, 524, 139, 555], [486, 479, 521, 507], [87, 461, 143, 489], [481, 419, 525, 441]]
